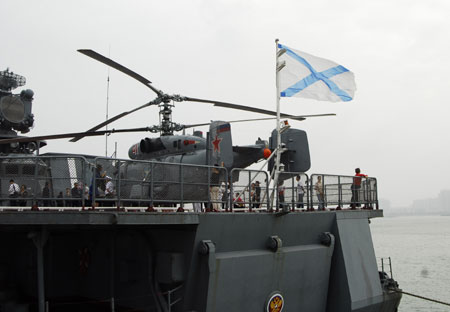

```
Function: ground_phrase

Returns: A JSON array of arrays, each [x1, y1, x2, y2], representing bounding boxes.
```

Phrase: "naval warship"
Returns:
[[0, 64, 402, 312]]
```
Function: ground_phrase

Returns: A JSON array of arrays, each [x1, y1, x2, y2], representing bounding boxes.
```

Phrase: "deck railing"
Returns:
[[0, 155, 378, 211]]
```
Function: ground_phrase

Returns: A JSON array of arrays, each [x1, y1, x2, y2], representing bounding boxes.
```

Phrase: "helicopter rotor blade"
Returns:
[[78, 49, 163, 97], [181, 122, 212, 129], [182, 96, 298, 118], [1, 112, 337, 144], [0, 127, 154, 145], [181, 114, 336, 129], [289, 113, 337, 118], [182, 118, 303, 129], [225, 116, 307, 124], [221, 113, 336, 124], [69, 99, 161, 142]]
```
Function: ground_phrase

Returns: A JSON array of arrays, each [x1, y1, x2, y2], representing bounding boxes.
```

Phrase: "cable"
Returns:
[[393, 289, 450, 307]]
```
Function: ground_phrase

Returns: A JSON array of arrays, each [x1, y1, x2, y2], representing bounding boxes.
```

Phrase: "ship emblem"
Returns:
[[266, 293, 284, 312]]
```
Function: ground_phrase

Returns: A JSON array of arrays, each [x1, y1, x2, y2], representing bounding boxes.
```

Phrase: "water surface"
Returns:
[[371, 215, 450, 311]]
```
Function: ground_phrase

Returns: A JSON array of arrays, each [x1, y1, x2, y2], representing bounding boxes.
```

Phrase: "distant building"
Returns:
[[438, 190, 450, 214], [409, 189, 450, 215], [380, 190, 450, 216], [411, 198, 435, 215]]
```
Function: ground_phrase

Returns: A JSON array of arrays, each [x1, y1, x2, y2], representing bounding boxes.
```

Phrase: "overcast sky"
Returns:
[[2, 0, 449, 207]]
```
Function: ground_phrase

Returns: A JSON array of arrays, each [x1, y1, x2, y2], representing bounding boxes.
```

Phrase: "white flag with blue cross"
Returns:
[[277, 43, 356, 102]]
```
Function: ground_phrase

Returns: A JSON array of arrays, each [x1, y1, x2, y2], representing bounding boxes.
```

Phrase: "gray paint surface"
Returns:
[[0, 209, 400, 312], [337, 218, 383, 309]]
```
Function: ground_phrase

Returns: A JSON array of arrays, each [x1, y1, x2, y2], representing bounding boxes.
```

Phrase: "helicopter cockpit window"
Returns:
[[140, 138, 166, 154]]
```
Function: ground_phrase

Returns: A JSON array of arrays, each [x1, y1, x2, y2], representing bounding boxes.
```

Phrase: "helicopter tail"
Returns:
[[208, 121, 233, 168], [268, 128, 311, 177]]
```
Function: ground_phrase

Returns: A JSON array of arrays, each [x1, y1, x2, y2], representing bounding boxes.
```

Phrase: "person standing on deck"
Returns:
[[250, 183, 256, 208], [278, 181, 286, 209], [71, 182, 82, 207], [351, 168, 367, 208], [8, 179, 20, 206], [296, 175, 305, 209], [104, 176, 116, 207], [314, 176, 325, 210], [19, 184, 28, 206], [42, 182, 51, 207], [221, 183, 230, 210], [255, 181, 261, 208], [64, 188, 71, 207], [105, 176, 115, 198]]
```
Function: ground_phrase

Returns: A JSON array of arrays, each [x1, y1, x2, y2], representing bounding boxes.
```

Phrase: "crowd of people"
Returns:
[[6, 166, 369, 210], [7, 163, 116, 208], [193, 179, 262, 212], [39, 180, 92, 207]]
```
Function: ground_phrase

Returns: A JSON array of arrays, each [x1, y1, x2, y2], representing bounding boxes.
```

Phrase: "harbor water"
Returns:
[[371, 215, 450, 312]]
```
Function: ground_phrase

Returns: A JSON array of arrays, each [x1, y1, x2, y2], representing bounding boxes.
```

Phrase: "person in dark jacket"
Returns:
[[71, 182, 82, 207], [42, 182, 51, 207]]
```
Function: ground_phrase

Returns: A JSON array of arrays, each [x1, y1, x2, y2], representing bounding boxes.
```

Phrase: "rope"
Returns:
[[394, 289, 450, 307]]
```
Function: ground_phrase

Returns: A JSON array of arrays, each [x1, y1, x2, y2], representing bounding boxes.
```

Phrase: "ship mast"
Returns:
[[271, 38, 287, 209]]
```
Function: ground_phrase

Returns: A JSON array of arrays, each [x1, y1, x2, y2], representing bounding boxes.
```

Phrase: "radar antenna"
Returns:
[[0, 69, 26, 92]]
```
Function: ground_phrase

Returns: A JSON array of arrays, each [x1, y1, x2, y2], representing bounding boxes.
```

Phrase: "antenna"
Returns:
[[105, 46, 111, 157], [109, 141, 117, 158]]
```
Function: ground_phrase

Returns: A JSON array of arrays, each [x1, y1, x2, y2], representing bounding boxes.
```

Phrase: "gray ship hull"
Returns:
[[0, 209, 400, 311]]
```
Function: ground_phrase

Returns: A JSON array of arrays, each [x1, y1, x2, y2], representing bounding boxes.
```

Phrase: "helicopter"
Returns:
[[68, 49, 337, 174], [0, 50, 335, 172], [0, 51, 334, 205]]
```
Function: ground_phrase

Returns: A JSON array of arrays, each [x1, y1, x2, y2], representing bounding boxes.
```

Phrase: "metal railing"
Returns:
[[378, 257, 394, 280], [0, 155, 378, 212], [310, 174, 377, 210], [87, 157, 230, 210], [0, 155, 89, 209], [272, 172, 309, 212], [229, 168, 269, 211]]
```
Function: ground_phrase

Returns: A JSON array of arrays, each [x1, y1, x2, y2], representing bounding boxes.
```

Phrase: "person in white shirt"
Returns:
[[8, 179, 20, 206], [105, 176, 115, 198], [83, 184, 91, 207], [103, 176, 115, 207]]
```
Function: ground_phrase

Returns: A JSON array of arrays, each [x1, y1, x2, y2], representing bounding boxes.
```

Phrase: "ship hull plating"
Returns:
[[0, 210, 400, 312]]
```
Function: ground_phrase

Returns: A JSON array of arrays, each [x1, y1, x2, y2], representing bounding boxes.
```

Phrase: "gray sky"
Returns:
[[2, 0, 449, 207]]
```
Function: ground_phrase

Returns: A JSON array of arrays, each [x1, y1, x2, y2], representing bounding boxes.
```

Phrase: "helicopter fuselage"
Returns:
[[128, 133, 267, 171], [128, 134, 207, 160]]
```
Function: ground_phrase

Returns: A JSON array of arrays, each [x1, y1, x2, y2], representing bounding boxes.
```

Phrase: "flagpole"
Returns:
[[271, 38, 282, 210]]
